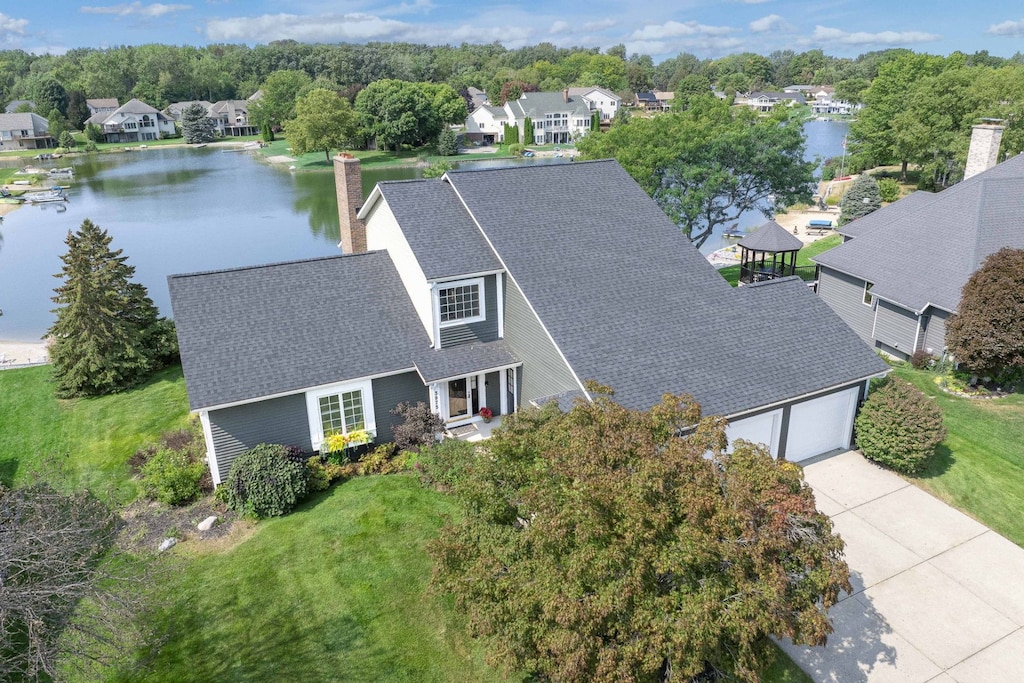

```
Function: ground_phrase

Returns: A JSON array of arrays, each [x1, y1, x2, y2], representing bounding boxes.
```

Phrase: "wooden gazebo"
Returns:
[[738, 221, 804, 285]]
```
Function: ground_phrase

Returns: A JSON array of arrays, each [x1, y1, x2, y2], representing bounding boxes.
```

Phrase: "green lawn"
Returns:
[[113, 475, 524, 683], [893, 366, 1024, 545], [718, 233, 842, 287], [0, 365, 190, 503]]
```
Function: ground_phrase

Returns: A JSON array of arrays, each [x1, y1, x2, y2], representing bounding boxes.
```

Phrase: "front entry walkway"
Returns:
[[780, 450, 1024, 682]]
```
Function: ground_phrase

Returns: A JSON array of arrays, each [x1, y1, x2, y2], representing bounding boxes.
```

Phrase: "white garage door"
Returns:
[[785, 387, 859, 462], [726, 409, 782, 457]]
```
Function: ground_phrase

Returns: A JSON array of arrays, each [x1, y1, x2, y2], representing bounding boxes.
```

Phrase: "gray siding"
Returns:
[[921, 309, 949, 355], [502, 276, 581, 404], [209, 393, 312, 481], [874, 299, 920, 357], [372, 372, 430, 442], [484, 370, 501, 415], [440, 274, 499, 347], [816, 267, 876, 344]]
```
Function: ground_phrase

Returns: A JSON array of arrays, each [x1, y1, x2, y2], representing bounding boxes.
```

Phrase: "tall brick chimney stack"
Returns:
[[964, 122, 1005, 180], [334, 153, 366, 254], [563, 88, 569, 103]]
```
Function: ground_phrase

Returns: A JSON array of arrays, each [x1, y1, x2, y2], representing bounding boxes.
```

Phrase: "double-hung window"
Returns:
[[306, 379, 375, 451], [437, 277, 485, 327]]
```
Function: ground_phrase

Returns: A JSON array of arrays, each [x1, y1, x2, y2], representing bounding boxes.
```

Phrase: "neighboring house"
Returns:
[[463, 104, 508, 144], [164, 100, 213, 124], [4, 100, 35, 113], [738, 91, 806, 112], [813, 124, 1016, 360], [466, 86, 488, 111], [502, 90, 594, 145], [170, 158, 888, 484], [634, 91, 674, 112], [85, 98, 119, 117], [783, 86, 858, 116], [207, 100, 259, 136], [566, 86, 621, 121], [0, 112, 54, 150], [85, 98, 176, 142]]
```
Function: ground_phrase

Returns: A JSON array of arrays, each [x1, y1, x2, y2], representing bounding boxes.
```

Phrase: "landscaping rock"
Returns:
[[197, 515, 218, 532], [158, 537, 177, 552]]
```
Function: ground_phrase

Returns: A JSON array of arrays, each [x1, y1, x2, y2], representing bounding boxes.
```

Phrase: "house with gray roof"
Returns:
[[171, 157, 887, 484], [814, 123, 1021, 360], [0, 112, 53, 151], [466, 87, 618, 145], [86, 98, 120, 117], [4, 100, 35, 113], [85, 98, 176, 143]]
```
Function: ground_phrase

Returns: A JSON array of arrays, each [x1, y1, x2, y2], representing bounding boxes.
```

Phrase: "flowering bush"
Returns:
[[478, 407, 493, 419]]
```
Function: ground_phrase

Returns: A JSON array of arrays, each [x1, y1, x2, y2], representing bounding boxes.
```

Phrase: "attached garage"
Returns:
[[784, 386, 859, 462], [726, 409, 783, 457]]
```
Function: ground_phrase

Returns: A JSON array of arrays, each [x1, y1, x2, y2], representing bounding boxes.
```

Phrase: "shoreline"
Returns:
[[705, 206, 840, 267], [0, 339, 50, 369]]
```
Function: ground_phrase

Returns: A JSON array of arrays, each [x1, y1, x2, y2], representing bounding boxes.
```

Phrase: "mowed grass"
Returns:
[[718, 233, 842, 287], [0, 365, 190, 502], [115, 475, 524, 683], [893, 366, 1024, 545]]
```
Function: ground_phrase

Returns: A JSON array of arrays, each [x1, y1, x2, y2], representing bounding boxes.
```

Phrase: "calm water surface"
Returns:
[[0, 121, 848, 342]]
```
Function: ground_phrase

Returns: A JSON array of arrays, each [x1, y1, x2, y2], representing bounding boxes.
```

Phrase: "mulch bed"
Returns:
[[118, 495, 239, 554]]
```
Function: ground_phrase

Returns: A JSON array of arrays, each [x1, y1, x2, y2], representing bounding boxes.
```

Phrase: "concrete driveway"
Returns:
[[779, 450, 1024, 682]]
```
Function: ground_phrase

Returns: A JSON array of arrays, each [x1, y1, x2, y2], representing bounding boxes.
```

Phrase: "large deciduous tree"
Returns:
[[249, 69, 312, 130], [428, 389, 850, 683], [947, 248, 1024, 377], [47, 219, 174, 398], [0, 484, 153, 681], [355, 79, 442, 150], [180, 102, 216, 144], [577, 96, 814, 248], [283, 88, 359, 161]]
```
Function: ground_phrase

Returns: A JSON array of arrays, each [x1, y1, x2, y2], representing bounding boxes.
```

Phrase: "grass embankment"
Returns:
[[718, 233, 842, 287], [893, 366, 1024, 545], [0, 365, 190, 503]]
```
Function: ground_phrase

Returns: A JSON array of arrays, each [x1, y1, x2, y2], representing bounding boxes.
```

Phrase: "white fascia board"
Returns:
[[724, 372, 888, 422]]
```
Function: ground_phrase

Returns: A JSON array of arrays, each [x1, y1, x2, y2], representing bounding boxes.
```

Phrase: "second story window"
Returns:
[[438, 277, 485, 326]]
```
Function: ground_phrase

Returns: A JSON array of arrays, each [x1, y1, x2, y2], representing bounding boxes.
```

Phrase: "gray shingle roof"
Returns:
[[815, 153, 1024, 312], [738, 221, 803, 252], [169, 252, 430, 410], [445, 160, 887, 416], [0, 112, 48, 133], [413, 341, 518, 384], [377, 179, 502, 280], [507, 91, 592, 118], [836, 189, 937, 238]]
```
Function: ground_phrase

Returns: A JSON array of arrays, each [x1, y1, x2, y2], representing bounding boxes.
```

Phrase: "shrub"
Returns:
[[391, 401, 445, 452], [356, 443, 401, 475], [855, 378, 946, 474], [877, 177, 900, 202], [508, 143, 524, 157], [909, 349, 933, 370], [417, 438, 477, 490], [220, 444, 309, 518], [436, 128, 459, 156], [141, 447, 206, 505]]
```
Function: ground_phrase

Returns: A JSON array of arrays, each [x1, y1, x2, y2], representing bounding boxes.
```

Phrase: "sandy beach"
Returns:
[[0, 339, 50, 368]]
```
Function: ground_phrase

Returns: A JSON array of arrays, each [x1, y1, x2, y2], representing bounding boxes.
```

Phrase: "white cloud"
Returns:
[[631, 20, 735, 40], [549, 20, 571, 34], [0, 13, 29, 43], [988, 18, 1024, 36], [379, 0, 436, 17], [582, 19, 617, 32], [811, 25, 940, 46], [81, 2, 191, 18], [749, 14, 785, 33], [626, 35, 744, 59]]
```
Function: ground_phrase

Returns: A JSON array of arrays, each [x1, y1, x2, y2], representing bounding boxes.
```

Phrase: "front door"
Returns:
[[448, 377, 470, 420]]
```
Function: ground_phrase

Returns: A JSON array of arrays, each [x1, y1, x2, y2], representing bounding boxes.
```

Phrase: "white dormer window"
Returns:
[[438, 277, 485, 327]]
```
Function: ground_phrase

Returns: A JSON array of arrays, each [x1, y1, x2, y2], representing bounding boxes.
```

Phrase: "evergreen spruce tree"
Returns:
[[47, 219, 164, 397], [180, 102, 216, 144], [591, 111, 600, 131], [838, 173, 882, 226]]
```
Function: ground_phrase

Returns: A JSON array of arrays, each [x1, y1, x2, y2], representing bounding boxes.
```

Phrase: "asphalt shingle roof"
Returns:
[[377, 179, 502, 280], [739, 221, 803, 252], [507, 91, 592, 118], [414, 341, 519, 384], [835, 189, 937, 239], [815, 153, 1024, 312], [445, 160, 887, 417], [169, 252, 430, 410]]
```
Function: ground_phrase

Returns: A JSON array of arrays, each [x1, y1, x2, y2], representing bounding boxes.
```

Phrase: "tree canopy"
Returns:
[[576, 96, 814, 248], [427, 389, 849, 682], [47, 219, 175, 398], [284, 88, 360, 161], [947, 247, 1024, 377], [180, 101, 215, 143], [354, 79, 443, 150], [838, 173, 882, 226], [249, 68, 312, 129]]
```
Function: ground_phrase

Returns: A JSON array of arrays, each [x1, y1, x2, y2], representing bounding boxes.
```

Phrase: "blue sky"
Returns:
[[4, 1, 1024, 60]]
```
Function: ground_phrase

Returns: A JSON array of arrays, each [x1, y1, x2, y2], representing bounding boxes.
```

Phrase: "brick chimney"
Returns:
[[964, 122, 1005, 180], [563, 88, 569, 103], [334, 153, 366, 254]]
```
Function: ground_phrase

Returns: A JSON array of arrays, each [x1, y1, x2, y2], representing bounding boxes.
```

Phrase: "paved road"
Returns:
[[780, 450, 1024, 682]]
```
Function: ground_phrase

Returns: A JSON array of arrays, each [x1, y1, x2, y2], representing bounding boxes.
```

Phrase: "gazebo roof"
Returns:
[[738, 221, 803, 252]]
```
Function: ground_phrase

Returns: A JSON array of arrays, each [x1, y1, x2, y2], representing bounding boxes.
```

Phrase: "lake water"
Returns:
[[0, 120, 848, 342]]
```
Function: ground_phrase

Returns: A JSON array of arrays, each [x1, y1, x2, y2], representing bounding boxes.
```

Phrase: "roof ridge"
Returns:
[[168, 250, 384, 280]]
